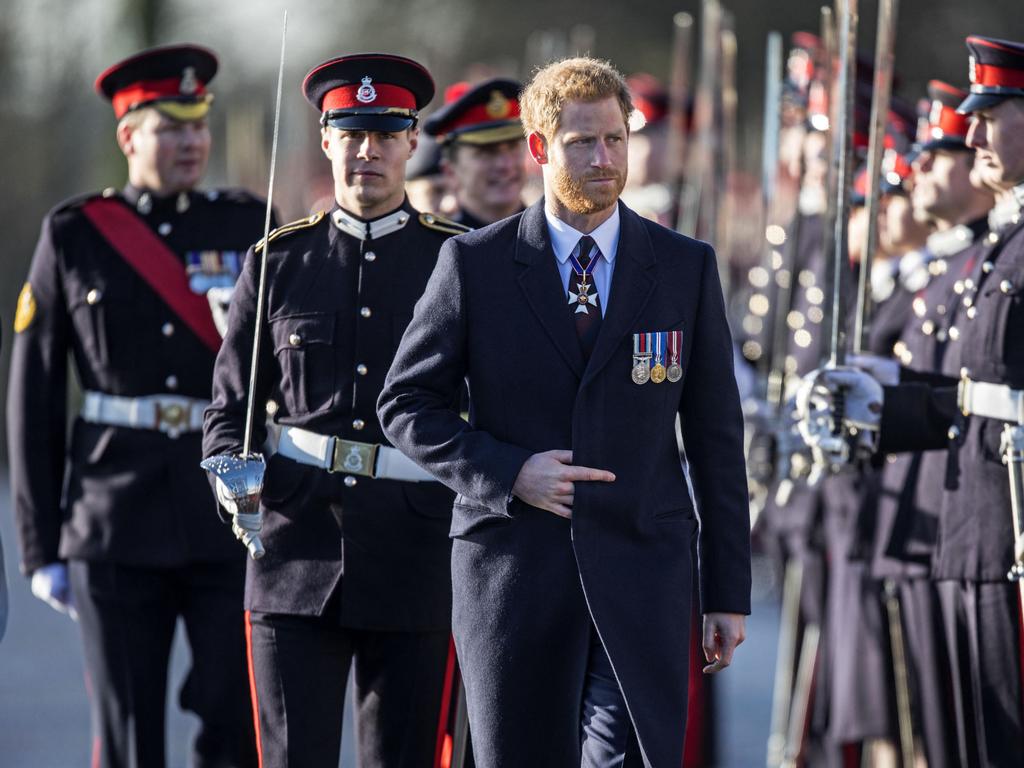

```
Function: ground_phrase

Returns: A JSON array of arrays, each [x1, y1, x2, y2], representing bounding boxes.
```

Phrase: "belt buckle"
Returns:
[[957, 374, 972, 417], [330, 438, 378, 478], [155, 400, 190, 438]]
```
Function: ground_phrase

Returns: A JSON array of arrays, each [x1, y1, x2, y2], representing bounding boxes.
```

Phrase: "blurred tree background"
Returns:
[[0, 0, 1021, 459]]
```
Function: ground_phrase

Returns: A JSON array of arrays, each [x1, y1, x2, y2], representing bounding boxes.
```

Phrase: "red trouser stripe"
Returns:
[[434, 635, 458, 768], [244, 611, 264, 768]]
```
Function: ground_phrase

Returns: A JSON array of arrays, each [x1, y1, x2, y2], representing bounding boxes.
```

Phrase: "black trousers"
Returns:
[[69, 558, 254, 768], [936, 579, 1024, 768], [579, 627, 644, 768], [246, 611, 450, 768]]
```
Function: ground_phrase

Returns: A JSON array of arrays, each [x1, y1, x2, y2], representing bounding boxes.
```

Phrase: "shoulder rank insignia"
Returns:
[[255, 210, 326, 252], [419, 212, 472, 236], [14, 282, 36, 333]]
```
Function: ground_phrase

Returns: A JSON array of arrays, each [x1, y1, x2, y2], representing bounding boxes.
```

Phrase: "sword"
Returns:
[[781, 622, 820, 768], [852, 0, 899, 355], [1002, 422, 1024, 604], [883, 579, 916, 767], [766, 558, 803, 767], [200, 11, 288, 560]]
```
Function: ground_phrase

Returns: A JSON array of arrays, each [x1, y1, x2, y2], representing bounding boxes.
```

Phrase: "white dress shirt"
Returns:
[[544, 205, 621, 318]]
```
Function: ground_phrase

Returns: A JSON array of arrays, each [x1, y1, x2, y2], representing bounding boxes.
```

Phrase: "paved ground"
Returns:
[[0, 472, 778, 766]]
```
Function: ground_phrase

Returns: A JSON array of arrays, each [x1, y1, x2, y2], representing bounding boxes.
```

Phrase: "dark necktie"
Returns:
[[568, 235, 603, 359]]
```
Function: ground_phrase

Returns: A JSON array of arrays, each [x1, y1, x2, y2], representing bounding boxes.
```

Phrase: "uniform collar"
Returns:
[[331, 199, 413, 241], [926, 224, 976, 258], [122, 183, 191, 215], [989, 183, 1024, 233], [544, 205, 620, 265]]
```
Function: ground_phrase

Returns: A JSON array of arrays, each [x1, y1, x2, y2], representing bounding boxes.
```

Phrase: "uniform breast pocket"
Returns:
[[271, 312, 337, 415], [66, 282, 147, 370]]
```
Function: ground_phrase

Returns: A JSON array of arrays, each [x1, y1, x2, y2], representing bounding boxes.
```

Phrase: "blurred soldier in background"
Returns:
[[6, 44, 269, 767], [425, 77, 527, 229], [796, 34, 1024, 767]]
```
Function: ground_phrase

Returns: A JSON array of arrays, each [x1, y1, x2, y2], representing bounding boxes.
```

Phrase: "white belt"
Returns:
[[81, 391, 208, 438], [277, 426, 436, 482], [958, 378, 1024, 424]]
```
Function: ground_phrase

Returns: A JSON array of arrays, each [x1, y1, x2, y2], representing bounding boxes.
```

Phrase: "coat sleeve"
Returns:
[[202, 244, 274, 461], [877, 382, 958, 454], [378, 238, 533, 513], [677, 242, 752, 615], [6, 215, 70, 575]]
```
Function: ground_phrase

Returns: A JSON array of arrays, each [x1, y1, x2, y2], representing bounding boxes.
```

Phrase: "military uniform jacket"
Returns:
[[378, 200, 751, 766], [873, 235, 985, 579], [6, 185, 269, 575], [203, 200, 459, 631], [880, 216, 1024, 581]]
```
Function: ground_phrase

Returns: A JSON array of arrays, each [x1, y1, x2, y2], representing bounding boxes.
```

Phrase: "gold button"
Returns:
[[165, 375, 179, 390], [365, 251, 377, 262], [352, 419, 365, 430], [360, 307, 371, 318], [158, 222, 172, 236], [356, 364, 368, 376], [265, 399, 279, 416], [963, 296, 973, 308], [967, 306, 977, 320], [982, 261, 995, 274], [948, 326, 960, 341], [289, 333, 302, 346], [1000, 279, 1014, 294], [947, 425, 960, 440], [86, 288, 102, 305], [161, 322, 175, 337], [921, 320, 935, 335], [960, 367, 971, 378], [344, 476, 358, 487], [953, 281, 965, 295]]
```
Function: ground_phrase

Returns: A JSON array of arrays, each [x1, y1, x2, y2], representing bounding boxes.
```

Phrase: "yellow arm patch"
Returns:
[[14, 282, 36, 333]]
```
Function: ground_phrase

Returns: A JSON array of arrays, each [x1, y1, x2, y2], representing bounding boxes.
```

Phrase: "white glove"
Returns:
[[207, 286, 235, 338], [795, 366, 884, 467], [30, 562, 77, 621], [215, 477, 265, 559], [848, 352, 900, 386]]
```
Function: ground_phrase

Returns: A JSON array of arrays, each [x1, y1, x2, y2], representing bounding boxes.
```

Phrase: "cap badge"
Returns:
[[356, 76, 377, 104], [486, 90, 511, 119], [180, 66, 198, 95], [968, 56, 978, 85], [929, 100, 944, 128]]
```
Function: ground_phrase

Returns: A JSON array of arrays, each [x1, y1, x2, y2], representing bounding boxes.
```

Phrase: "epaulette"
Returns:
[[203, 188, 267, 207], [53, 188, 118, 214], [419, 212, 472, 236], [256, 211, 326, 252]]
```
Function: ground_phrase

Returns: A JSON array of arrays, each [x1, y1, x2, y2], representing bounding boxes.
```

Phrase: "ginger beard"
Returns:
[[551, 163, 627, 215]]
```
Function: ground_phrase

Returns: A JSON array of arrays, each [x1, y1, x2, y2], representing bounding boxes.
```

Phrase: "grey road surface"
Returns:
[[0, 473, 777, 766]]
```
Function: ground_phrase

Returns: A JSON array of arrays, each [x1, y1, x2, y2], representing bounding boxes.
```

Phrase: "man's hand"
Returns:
[[31, 562, 78, 621], [702, 612, 746, 674], [214, 476, 265, 559], [512, 450, 616, 519]]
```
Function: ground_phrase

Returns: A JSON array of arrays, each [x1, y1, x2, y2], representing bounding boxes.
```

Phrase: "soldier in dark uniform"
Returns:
[[5, 44, 270, 767], [800, 35, 1024, 767], [203, 53, 467, 768], [869, 80, 994, 768], [424, 77, 526, 229]]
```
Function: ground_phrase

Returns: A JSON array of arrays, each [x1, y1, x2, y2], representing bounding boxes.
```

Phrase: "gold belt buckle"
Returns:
[[155, 401, 190, 437], [330, 438, 379, 478]]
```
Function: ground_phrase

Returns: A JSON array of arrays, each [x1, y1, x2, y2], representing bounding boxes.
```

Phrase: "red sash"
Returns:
[[81, 197, 222, 353]]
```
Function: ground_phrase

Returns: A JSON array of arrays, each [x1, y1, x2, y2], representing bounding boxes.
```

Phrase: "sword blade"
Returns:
[[243, 10, 289, 458]]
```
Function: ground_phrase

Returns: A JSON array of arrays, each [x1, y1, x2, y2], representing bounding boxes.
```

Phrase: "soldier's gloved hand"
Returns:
[[215, 477, 263, 545], [848, 352, 900, 385], [795, 366, 883, 468], [30, 562, 78, 621]]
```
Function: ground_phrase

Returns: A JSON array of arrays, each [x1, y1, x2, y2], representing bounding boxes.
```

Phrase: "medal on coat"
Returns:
[[567, 242, 599, 315], [186, 250, 243, 294], [650, 332, 667, 383], [667, 330, 683, 382], [631, 332, 651, 384]]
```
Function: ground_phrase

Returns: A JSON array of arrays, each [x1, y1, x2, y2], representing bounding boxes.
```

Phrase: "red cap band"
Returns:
[[111, 77, 206, 119], [437, 99, 521, 135], [929, 101, 969, 140], [322, 83, 416, 113], [971, 62, 1024, 89]]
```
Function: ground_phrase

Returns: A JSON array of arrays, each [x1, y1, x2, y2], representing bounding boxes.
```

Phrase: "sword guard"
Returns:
[[200, 452, 267, 560]]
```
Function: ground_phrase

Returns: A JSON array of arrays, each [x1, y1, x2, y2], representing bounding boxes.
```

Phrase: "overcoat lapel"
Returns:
[[514, 201, 585, 379], [581, 202, 657, 387]]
